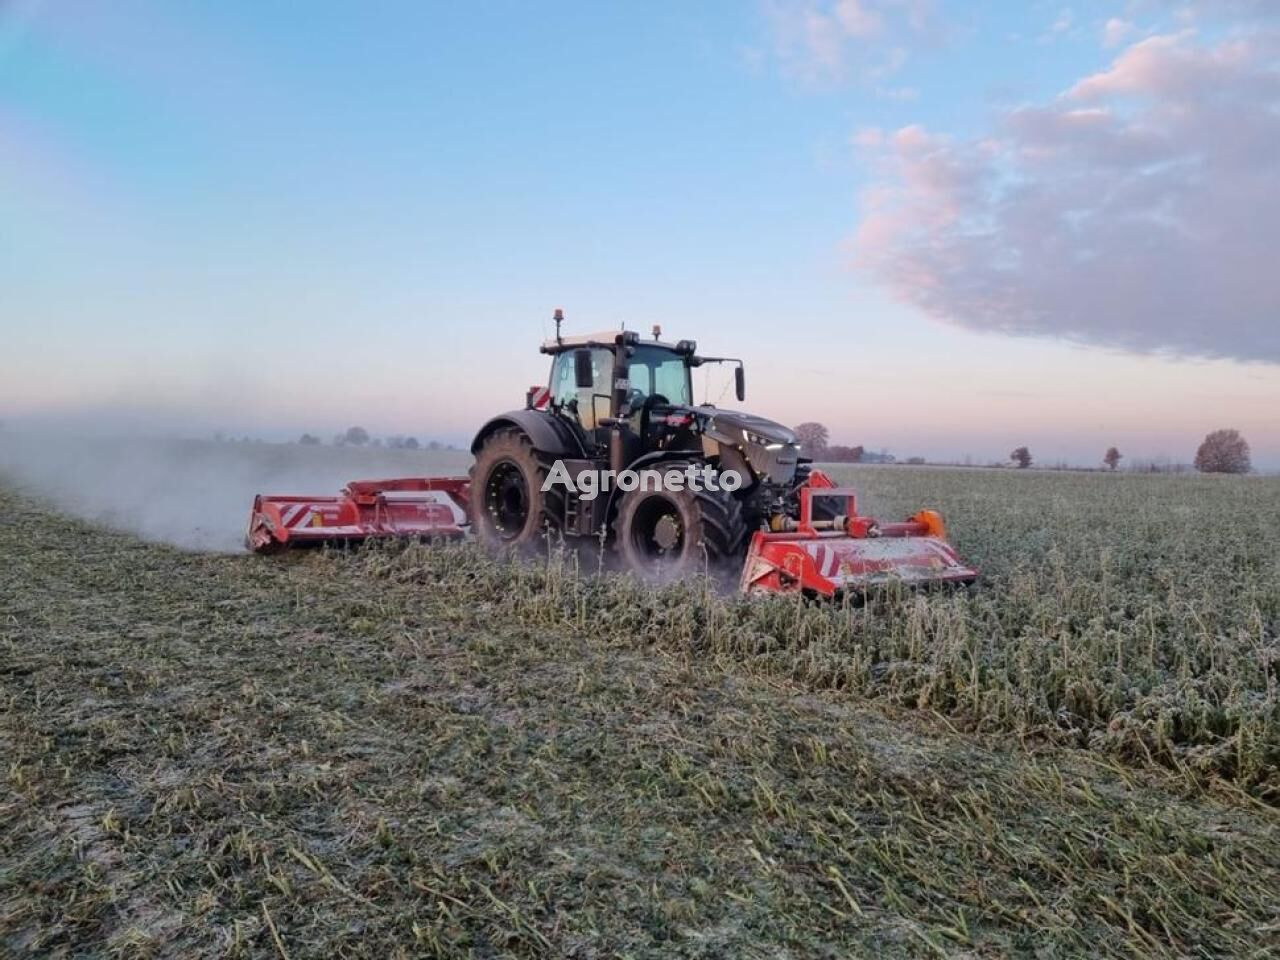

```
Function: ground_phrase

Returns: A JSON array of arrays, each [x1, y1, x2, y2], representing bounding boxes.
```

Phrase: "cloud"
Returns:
[[763, 0, 937, 84], [834, 0, 883, 37], [1102, 17, 1135, 48], [1171, 1, 1280, 22], [852, 29, 1280, 364], [1037, 7, 1077, 46]]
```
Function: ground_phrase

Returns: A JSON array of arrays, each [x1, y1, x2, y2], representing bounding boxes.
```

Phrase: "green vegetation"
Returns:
[[817, 465, 1280, 793], [2, 466, 1278, 957]]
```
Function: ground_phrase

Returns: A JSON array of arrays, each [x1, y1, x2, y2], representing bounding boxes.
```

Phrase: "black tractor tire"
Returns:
[[469, 428, 564, 549], [612, 461, 748, 579]]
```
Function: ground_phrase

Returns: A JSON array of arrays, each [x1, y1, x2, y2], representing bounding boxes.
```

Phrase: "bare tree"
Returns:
[[1194, 429, 1251, 474], [1103, 446, 1121, 471], [793, 422, 830, 458], [1010, 446, 1032, 469]]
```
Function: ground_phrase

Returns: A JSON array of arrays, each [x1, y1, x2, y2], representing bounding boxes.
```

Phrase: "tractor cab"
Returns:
[[541, 329, 696, 455]]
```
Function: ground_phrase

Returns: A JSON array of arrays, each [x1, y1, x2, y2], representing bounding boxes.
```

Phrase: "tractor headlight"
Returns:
[[743, 429, 785, 450]]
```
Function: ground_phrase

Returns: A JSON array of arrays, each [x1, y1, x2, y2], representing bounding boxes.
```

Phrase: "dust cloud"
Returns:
[[0, 431, 473, 553]]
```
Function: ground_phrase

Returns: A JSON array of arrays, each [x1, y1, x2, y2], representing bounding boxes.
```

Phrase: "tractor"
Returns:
[[468, 319, 806, 575], [247, 314, 975, 595]]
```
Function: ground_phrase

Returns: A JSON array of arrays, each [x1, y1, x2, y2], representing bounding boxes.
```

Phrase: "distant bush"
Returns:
[[385, 435, 421, 450], [1195, 429, 1251, 474], [336, 426, 370, 447]]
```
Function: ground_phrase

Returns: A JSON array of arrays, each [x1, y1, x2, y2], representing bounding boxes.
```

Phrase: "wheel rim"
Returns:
[[484, 460, 529, 540], [629, 495, 685, 561]]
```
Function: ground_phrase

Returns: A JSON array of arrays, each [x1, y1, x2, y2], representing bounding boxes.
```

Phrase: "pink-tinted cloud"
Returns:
[[853, 28, 1280, 363], [763, 0, 937, 84]]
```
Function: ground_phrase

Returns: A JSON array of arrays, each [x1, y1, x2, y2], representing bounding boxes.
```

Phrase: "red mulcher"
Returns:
[[737, 470, 975, 596], [246, 478, 469, 554]]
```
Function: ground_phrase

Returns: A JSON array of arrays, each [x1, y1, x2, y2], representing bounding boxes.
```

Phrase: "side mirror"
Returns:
[[735, 366, 746, 402], [573, 349, 594, 389]]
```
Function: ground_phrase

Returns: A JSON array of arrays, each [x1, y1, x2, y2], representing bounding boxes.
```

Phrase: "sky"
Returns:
[[1, 0, 1277, 466]]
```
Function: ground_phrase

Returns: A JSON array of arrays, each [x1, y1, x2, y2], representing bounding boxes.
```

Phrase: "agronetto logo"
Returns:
[[542, 461, 743, 501]]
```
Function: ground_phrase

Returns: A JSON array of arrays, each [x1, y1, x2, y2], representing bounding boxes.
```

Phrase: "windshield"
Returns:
[[627, 345, 691, 406]]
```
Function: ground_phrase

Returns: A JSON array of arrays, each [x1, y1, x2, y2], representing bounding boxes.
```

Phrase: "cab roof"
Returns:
[[540, 330, 687, 354]]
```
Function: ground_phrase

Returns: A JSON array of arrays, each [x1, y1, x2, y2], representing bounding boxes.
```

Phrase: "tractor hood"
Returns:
[[685, 407, 800, 486], [695, 409, 797, 447]]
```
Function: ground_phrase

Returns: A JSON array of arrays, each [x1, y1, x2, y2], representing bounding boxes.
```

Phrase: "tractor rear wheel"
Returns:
[[469, 428, 562, 549], [612, 462, 747, 578]]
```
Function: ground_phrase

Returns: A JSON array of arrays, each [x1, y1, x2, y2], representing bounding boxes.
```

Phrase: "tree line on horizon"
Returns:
[[311, 426, 454, 450], [794, 423, 1253, 475], [211, 426, 456, 451], [228, 421, 1256, 474]]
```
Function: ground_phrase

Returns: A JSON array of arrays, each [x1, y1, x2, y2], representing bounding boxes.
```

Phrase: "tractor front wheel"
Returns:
[[612, 463, 746, 579]]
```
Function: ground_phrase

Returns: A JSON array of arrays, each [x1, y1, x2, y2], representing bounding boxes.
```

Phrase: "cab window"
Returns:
[[627, 345, 691, 406], [549, 348, 613, 429]]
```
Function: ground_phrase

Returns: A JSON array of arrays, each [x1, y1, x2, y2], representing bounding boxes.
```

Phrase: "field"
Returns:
[[2, 450, 1279, 958]]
